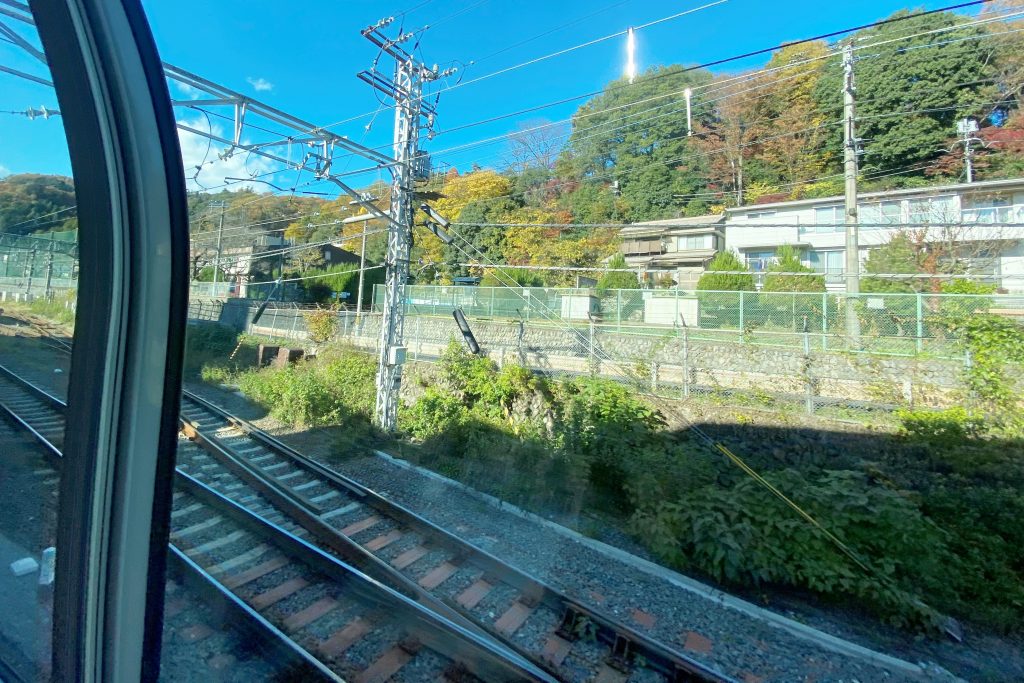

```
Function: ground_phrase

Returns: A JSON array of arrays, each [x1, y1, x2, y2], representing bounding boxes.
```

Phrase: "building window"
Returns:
[[745, 250, 776, 272], [861, 200, 901, 229], [622, 238, 662, 255], [745, 210, 776, 220], [676, 234, 711, 250], [814, 205, 843, 233], [962, 197, 1014, 224], [809, 249, 845, 283], [909, 199, 932, 225]]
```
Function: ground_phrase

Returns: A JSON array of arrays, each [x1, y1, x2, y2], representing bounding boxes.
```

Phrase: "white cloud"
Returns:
[[246, 77, 274, 92], [176, 116, 275, 193], [0, 163, 10, 178], [172, 81, 201, 100]]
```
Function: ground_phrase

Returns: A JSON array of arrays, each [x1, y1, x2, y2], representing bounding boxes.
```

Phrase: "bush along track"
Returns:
[[222, 329, 1024, 644]]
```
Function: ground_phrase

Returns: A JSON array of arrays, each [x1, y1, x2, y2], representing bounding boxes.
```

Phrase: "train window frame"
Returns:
[[30, 0, 190, 679]]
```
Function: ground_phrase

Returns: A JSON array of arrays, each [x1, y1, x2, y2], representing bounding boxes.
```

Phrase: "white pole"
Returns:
[[684, 87, 693, 136], [625, 27, 637, 83]]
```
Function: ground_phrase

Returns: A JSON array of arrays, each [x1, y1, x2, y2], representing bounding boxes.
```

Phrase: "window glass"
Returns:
[[810, 249, 844, 273], [745, 249, 775, 271], [963, 196, 1012, 223], [0, 9, 74, 680], [814, 205, 842, 232], [677, 234, 710, 250], [909, 198, 934, 224]]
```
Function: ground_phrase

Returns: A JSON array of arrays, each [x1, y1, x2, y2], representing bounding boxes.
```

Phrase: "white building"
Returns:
[[725, 178, 1024, 293]]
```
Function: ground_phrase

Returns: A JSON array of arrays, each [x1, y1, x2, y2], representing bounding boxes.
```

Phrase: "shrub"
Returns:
[[629, 469, 949, 630], [945, 314, 1024, 408], [183, 323, 239, 376], [400, 387, 468, 440], [18, 290, 77, 325], [480, 267, 544, 287], [553, 377, 666, 504], [304, 307, 339, 344], [896, 406, 986, 447], [237, 345, 378, 431], [940, 279, 997, 295], [761, 245, 825, 293], [696, 252, 755, 329], [696, 251, 755, 291], [597, 253, 640, 291]]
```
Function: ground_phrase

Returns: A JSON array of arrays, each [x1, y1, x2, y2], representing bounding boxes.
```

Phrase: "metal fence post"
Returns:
[[414, 316, 421, 361], [289, 310, 299, 340], [617, 289, 622, 331], [803, 316, 814, 415], [738, 290, 745, 342], [588, 316, 596, 375], [915, 292, 924, 355], [822, 292, 828, 352], [490, 287, 495, 317], [681, 323, 690, 398]]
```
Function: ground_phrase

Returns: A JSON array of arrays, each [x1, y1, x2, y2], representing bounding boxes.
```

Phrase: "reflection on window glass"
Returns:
[[814, 205, 843, 232], [0, 7, 73, 680]]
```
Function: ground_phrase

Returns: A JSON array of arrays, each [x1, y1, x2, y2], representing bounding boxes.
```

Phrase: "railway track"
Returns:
[[0, 362, 556, 683], [177, 391, 732, 683], [0, 334, 734, 682]]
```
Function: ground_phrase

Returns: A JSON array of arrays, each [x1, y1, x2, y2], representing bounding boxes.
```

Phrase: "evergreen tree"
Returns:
[[762, 245, 825, 292], [597, 253, 640, 290], [814, 9, 997, 178], [696, 251, 755, 291]]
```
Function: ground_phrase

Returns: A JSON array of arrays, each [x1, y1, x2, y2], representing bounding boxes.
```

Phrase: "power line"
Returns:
[[429, 22, 1017, 169], [426, 1, 726, 100], [428, 0, 996, 138], [429, 92, 997, 212]]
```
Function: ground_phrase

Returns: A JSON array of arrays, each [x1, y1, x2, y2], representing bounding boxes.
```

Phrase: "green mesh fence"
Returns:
[[375, 285, 1020, 358]]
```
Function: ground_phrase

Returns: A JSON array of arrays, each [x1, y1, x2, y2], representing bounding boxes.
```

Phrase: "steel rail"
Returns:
[[180, 389, 734, 683], [0, 317, 730, 681], [0, 366, 339, 681], [177, 415, 557, 678], [0, 358, 554, 682]]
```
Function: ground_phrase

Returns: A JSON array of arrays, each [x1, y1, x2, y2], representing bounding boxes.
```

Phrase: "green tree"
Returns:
[[597, 253, 640, 290], [558, 66, 713, 222], [195, 266, 227, 282], [758, 41, 834, 192], [862, 234, 922, 293], [762, 245, 825, 292], [696, 250, 755, 291], [814, 10, 997, 178], [0, 174, 76, 235]]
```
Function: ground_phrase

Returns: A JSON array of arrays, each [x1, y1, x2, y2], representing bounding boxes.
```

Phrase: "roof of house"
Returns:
[[727, 177, 1024, 214], [620, 214, 724, 237]]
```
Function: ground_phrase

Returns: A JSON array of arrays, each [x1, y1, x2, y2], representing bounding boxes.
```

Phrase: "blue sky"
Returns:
[[0, 0, 982, 193]]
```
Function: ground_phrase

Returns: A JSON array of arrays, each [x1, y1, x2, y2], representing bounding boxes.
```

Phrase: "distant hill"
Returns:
[[0, 174, 77, 236]]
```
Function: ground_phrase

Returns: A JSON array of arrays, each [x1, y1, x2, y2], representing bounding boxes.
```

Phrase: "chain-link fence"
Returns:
[[0, 276, 77, 301], [375, 285, 1022, 358], [192, 286, 1021, 418]]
